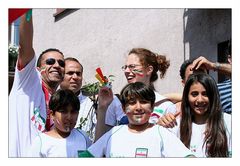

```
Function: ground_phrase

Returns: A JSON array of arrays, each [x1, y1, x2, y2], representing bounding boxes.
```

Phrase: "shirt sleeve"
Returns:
[[163, 101, 177, 114], [87, 129, 112, 157], [158, 126, 193, 157], [105, 96, 125, 126], [27, 135, 43, 157]]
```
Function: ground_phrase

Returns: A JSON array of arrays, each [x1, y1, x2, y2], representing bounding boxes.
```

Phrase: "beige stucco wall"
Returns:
[[32, 8, 231, 94]]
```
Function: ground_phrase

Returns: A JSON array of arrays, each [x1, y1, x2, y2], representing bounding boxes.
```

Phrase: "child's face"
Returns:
[[124, 97, 152, 125], [52, 105, 79, 133], [188, 82, 209, 121]]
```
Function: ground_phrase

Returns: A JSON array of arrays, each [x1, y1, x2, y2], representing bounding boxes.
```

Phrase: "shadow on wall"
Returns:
[[183, 9, 231, 82]]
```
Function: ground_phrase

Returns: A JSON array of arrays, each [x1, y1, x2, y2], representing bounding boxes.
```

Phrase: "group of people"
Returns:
[[9, 11, 232, 158]]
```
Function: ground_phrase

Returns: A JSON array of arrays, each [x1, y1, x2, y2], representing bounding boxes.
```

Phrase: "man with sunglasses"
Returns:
[[9, 12, 65, 157]]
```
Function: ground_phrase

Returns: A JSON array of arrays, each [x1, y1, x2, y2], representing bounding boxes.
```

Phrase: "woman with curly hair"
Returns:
[[120, 48, 177, 124]]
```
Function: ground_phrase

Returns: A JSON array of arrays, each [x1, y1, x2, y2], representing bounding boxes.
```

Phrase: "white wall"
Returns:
[[32, 8, 231, 94]]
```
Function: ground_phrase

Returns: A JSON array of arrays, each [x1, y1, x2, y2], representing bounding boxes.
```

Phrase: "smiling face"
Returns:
[[124, 53, 151, 86], [124, 96, 153, 125], [38, 51, 65, 88], [188, 82, 209, 123]]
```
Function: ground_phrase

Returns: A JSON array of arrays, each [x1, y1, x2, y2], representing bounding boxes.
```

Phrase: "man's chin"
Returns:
[[69, 87, 80, 94]]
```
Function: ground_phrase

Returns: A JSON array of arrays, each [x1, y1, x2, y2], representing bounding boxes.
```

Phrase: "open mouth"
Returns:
[[194, 105, 208, 111], [126, 75, 135, 81], [50, 70, 62, 77]]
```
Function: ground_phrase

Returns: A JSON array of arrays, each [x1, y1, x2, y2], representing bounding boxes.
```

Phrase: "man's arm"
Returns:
[[191, 56, 231, 76], [18, 10, 35, 70], [213, 62, 231, 76], [163, 93, 182, 104]]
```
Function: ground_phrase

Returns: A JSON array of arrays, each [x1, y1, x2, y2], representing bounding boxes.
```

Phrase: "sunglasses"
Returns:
[[45, 58, 65, 68]]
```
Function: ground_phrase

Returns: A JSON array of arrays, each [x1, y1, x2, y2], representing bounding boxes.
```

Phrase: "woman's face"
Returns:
[[124, 97, 153, 125], [123, 54, 150, 86], [188, 82, 209, 122]]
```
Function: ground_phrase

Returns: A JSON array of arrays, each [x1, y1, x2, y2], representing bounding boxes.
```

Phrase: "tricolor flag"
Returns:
[[135, 148, 148, 157], [95, 67, 108, 85], [9, 8, 31, 24]]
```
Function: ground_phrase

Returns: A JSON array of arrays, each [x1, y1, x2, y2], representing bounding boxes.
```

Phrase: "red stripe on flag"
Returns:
[[96, 67, 107, 83], [9, 8, 30, 24]]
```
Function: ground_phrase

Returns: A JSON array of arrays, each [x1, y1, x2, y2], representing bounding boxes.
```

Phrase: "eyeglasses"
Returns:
[[45, 58, 65, 68], [121, 64, 142, 71]]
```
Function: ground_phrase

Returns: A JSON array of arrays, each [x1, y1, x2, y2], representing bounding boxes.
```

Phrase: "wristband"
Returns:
[[215, 62, 220, 71]]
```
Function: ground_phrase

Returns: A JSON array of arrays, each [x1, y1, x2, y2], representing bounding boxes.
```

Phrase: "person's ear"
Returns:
[[181, 79, 185, 87], [50, 110, 54, 120], [227, 55, 232, 64], [146, 65, 153, 76], [37, 66, 41, 71], [122, 105, 126, 114]]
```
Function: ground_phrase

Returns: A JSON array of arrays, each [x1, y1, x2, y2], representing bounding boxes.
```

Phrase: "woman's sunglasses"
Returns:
[[45, 58, 65, 68]]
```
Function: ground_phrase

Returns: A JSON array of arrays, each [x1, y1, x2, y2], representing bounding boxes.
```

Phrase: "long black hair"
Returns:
[[180, 73, 228, 157]]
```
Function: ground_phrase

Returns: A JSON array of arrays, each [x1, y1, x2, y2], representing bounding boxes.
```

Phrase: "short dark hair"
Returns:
[[179, 59, 194, 80], [64, 57, 83, 71], [226, 39, 231, 57], [49, 89, 80, 113], [37, 48, 64, 67], [120, 82, 155, 108]]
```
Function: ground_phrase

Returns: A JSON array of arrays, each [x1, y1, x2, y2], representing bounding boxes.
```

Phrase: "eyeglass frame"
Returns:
[[45, 58, 65, 68], [121, 64, 142, 71]]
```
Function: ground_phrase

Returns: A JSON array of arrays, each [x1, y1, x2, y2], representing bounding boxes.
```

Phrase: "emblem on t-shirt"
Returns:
[[190, 145, 197, 153], [31, 107, 46, 132], [135, 148, 148, 157]]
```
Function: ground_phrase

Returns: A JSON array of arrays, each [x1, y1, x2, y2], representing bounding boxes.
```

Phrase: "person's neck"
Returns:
[[128, 122, 153, 133], [42, 80, 58, 95], [75, 90, 81, 96], [46, 127, 71, 139], [193, 113, 208, 125]]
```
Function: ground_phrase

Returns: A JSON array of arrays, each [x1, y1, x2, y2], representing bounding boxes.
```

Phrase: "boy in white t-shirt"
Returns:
[[79, 82, 194, 157], [28, 89, 91, 157]]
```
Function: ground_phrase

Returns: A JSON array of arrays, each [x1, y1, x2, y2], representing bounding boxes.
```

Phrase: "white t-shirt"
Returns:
[[28, 128, 92, 157], [168, 113, 232, 157], [9, 56, 47, 157], [76, 94, 125, 141], [150, 91, 177, 124], [87, 125, 193, 157]]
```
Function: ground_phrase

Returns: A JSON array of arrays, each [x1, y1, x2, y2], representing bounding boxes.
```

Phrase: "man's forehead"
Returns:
[[65, 62, 82, 71], [42, 51, 64, 59]]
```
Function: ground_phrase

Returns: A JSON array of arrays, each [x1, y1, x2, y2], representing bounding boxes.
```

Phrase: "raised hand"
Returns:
[[157, 111, 181, 128]]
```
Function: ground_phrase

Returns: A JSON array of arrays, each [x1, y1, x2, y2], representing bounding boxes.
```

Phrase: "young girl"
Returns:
[[120, 48, 176, 124], [28, 89, 91, 157], [79, 82, 194, 157], [169, 73, 231, 157]]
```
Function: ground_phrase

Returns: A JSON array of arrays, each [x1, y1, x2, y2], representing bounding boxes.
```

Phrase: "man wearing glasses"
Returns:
[[9, 12, 65, 157]]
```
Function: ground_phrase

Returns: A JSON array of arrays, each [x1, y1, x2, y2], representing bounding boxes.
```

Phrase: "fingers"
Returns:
[[174, 111, 181, 118], [157, 113, 177, 128], [98, 87, 113, 108], [99, 86, 112, 96], [191, 57, 203, 70]]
